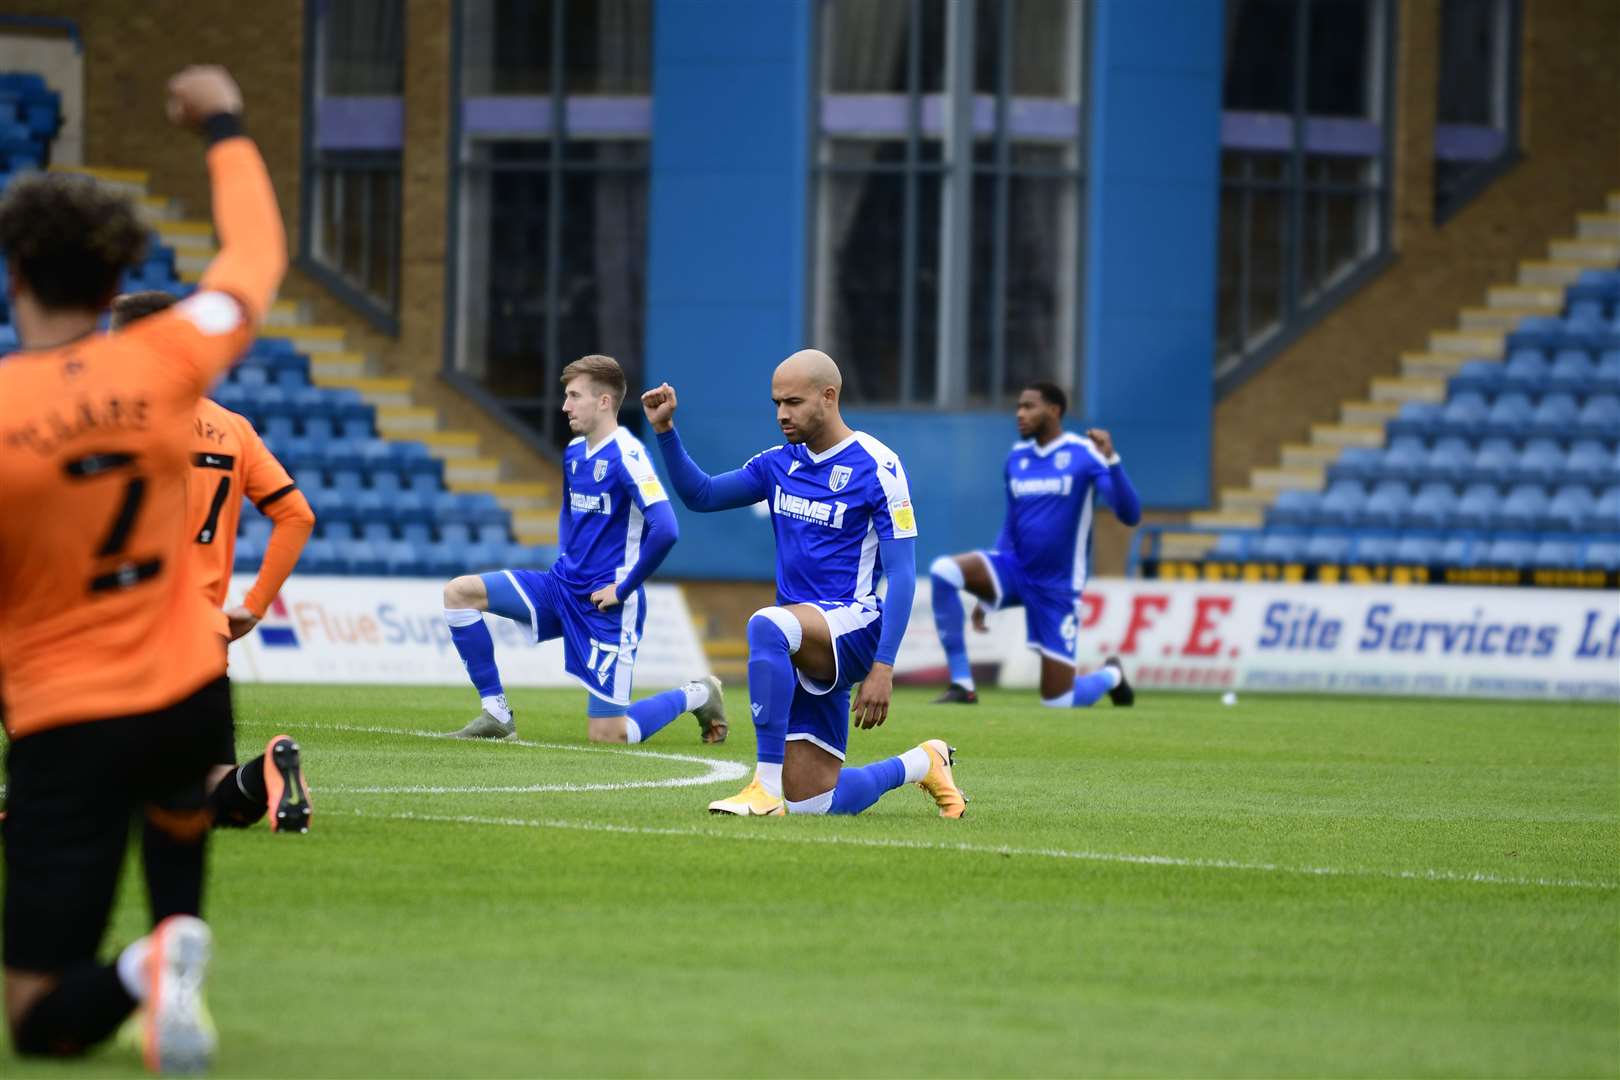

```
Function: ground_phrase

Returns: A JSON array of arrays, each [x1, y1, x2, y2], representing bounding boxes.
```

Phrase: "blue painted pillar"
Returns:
[[1083, 0, 1223, 508], [643, 0, 815, 579]]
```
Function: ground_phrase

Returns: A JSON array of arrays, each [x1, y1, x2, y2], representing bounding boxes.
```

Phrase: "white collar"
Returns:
[[584, 427, 619, 458], [1030, 432, 1076, 458], [804, 431, 859, 463]]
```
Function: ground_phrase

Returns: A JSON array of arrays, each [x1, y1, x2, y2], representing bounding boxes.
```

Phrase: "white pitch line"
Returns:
[[308, 722, 748, 794], [343, 808, 1620, 893], [276, 721, 1620, 892]]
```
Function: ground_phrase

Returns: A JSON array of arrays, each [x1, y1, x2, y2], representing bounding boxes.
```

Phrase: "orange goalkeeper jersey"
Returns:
[[0, 136, 286, 739], [187, 399, 314, 636]]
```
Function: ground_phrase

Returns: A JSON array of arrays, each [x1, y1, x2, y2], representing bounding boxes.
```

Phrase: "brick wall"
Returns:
[[1212, 0, 1620, 495], [19, 0, 305, 242], [22, 1, 557, 483]]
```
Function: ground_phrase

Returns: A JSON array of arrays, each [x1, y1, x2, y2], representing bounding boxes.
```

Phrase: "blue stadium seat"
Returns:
[[1567, 299, 1605, 323], [1451, 483, 1501, 530], [407, 471, 441, 496], [438, 522, 473, 547], [475, 523, 510, 546], [1576, 394, 1620, 437], [460, 542, 503, 574], [360, 521, 394, 544], [1562, 440, 1612, 485], [317, 520, 357, 542], [1481, 537, 1535, 569], [233, 536, 264, 572], [1467, 440, 1517, 485], [1317, 481, 1366, 528], [384, 541, 426, 576], [1502, 348, 1550, 391], [1596, 350, 1620, 389], [1394, 535, 1442, 564], [1592, 487, 1620, 532], [1481, 392, 1532, 436], [1407, 482, 1458, 530], [340, 540, 388, 575], [1440, 534, 1479, 567], [1349, 533, 1398, 563], [1378, 441, 1426, 482], [400, 522, 433, 546], [1387, 401, 1442, 440], [1493, 484, 1549, 531], [1251, 533, 1304, 562], [389, 490, 433, 527], [1532, 538, 1580, 569], [1266, 490, 1318, 527], [1449, 359, 1504, 396], [1208, 533, 1248, 560], [1359, 481, 1407, 528], [1422, 437, 1473, 484], [420, 542, 467, 578], [300, 538, 340, 574], [1528, 393, 1579, 437], [1549, 349, 1597, 393], [1328, 446, 1382, 483], [1303, 533, 1351, 564], [1546, 485, 1597, 532], [329, 470, 364, 498], [1514, 438, 1566, 484], [1583, 540, 1620, 572]]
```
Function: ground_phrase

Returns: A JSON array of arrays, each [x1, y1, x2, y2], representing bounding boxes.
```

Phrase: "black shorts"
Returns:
[[3, 676, 233, 971]]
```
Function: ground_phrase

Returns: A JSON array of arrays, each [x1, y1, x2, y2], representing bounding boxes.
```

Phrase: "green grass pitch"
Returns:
[[4, 684, 1616, 1077]]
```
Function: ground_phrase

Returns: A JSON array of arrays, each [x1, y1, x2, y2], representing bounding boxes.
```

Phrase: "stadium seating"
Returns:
[[1220, 265, 1620, 574], [0, 77, 552, 577]]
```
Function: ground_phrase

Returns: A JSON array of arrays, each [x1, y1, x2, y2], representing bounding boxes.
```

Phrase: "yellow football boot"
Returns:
[[708, 777, 785, 816], [916, 739, 967, 818]]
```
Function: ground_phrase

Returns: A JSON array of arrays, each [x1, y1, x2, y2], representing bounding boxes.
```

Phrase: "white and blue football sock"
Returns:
[[445, 608, 509, 719], [1043, 665, 1122, 708], [623, 680, 709, 744], [929, 556, 975, 691], [745, 608, 800, 797]]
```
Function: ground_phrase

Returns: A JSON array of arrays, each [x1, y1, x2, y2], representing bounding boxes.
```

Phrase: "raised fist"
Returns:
[[167, 66, 243, 129]]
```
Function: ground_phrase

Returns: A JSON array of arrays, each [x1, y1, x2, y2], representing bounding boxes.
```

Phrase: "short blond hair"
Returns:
[[559, 354, 626, 408]]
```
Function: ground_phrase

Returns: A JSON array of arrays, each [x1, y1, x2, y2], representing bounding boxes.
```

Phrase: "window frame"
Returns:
[[442, 0, 654, 459], [807, 0, 1089, 412], [1214, 0, 1398, 399], [1433, 0, 1522, 225], [298, 0, 405, 335]]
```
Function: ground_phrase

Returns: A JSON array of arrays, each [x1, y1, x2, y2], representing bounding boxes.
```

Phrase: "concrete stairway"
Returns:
[[1182, 188, 1620, 549]]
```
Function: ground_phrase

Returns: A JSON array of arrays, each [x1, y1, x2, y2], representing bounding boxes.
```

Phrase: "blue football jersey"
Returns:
[[741, 432, 918, 607], [553, 428, 670, 591], [1000, 432, 1114, 593]]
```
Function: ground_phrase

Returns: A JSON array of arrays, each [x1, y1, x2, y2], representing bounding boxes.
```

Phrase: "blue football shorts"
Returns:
[[974, 549, 1082, 666], [482, 568, 647, 708]]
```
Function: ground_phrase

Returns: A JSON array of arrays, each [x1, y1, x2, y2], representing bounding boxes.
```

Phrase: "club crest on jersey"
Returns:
[[593, 459, 608, 482], [828, 464, 852, 492], [1055, 451, 1071, 470]]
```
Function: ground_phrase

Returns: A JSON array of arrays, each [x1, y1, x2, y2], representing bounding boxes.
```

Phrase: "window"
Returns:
[[450, 0, 652, 452], [1216, 0, 1393, 386], [1434, 0, 1519, 221], [813, 0, 1085, 408], [302, 0, 404, 325]]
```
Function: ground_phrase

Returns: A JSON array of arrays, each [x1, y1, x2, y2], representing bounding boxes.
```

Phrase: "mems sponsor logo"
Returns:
[[570, 490, 613, 515], [1009, 476, 1073, 498], [773, 486, 847, 528]]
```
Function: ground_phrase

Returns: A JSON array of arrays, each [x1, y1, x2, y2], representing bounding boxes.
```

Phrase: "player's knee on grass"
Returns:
[[783, 741, 841, 803], [443, 575, 488, 611], [1039, 659, 1077, 702], [587, 715, 629, 743]]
